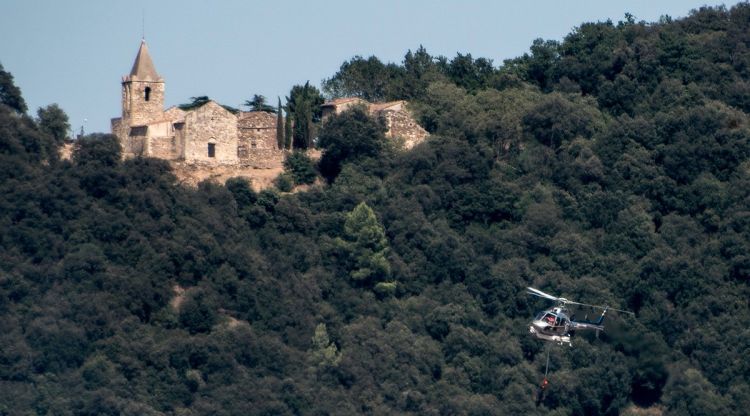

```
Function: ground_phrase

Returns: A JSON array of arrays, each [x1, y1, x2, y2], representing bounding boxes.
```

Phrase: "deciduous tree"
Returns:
[[37, 103, 70, 145]]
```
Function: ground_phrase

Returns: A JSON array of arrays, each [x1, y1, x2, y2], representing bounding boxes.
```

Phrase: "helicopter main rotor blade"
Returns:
[[567, 301, 635, 316], [527, 287, 635, 316], [602, 306, 635, 316], [526, 287, 563, 302]]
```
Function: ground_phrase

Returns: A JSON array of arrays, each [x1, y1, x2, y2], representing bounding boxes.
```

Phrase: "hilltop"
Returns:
[[1, 3, 749, 415]]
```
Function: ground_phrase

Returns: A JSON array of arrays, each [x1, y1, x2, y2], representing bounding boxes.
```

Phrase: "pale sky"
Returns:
[[0, 0, 742, 133]]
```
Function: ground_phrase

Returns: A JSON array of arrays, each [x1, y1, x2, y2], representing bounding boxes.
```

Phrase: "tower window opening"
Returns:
[[145, 87, 151, 101], [208, 143, 216, 158]]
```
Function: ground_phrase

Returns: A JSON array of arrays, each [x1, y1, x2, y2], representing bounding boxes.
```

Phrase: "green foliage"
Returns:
[[0, 101, 56, 162], [276, 97, 284, 149], [323, 55, 403, 101], [317, 106, 387, 182], [274, 172, 293, 192], [178, 95, 210, 110], [442, 52, 496, 92], [283, 151, 317, 185], [36, 103, 70, 145], [244, 94, 276, 113], [323, 46, 502, 100], [225, 177, 257, 207], [373, 281, 397, 298], [73, 133, 122, 167], [287, 82, 324, 149], [662, 365, 731, 415], [1, 4, 749, 414], [522, 93, 603, 149], [0, 62, 27, 113], [283, 105, 293, 150], [336, 202, 391, 285], [309, 323, 340, 369], [178, 289, 218, 334]]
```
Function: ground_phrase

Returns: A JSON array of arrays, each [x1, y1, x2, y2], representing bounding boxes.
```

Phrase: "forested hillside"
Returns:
[[1, 4, 750, 415]]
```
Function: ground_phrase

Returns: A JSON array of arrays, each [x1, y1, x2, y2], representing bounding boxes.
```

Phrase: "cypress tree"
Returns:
[[284, 105, 293, 150], [305, 108, 314, 149], [276, 97, 284, 149], [293, 105, 309, 150]]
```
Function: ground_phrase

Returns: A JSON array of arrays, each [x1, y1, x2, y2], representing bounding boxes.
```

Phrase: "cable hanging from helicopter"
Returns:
[[527, 287, 635, 404]]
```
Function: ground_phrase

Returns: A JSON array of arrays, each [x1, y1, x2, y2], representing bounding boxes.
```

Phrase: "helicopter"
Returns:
[[526, 287, 634, 346]]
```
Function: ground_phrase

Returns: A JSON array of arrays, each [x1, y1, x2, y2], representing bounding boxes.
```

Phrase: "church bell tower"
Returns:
[[121, 39, 164, 127]]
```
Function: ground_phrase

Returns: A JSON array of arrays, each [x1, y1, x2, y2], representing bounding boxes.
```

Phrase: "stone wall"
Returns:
[[163, 106, 186, 122], [238, 112, 279, 151], [112, 117, 144, 158], [182, 101, 239, 164], [148, 136, 179, 159], [321, 97, 367, 120], [241, 148, 285, 168], [111, 118, 128, 155], [381, 109, 429, 149], [135, 120, 179, 160], [122, 79, 165, 127], [126, 126, 147, 157], [174, 123, 186, 159], [321, 98, 429, 150]]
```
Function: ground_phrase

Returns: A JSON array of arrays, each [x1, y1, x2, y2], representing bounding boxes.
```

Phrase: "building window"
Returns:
[[208, 143, 216, 158], [129, 126, 148, 136], [251, 141, 257, 148], [145, 87, 151, 101]]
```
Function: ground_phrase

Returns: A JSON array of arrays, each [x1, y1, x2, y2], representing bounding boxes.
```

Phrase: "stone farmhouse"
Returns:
[[321, 98, 428, 149], [111, 40, 428, 167]]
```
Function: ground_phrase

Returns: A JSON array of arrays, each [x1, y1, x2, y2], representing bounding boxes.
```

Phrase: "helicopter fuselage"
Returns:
[[528, 305, 608, 345], [529, 306, 573, 345]]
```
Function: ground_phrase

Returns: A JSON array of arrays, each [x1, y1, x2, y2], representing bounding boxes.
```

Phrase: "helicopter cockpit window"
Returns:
[[544, 313, 556, 325]]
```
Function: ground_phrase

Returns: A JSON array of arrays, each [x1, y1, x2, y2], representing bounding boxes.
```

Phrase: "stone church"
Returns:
[[111, 40, 282, 166], [111, 40, 428, 166]]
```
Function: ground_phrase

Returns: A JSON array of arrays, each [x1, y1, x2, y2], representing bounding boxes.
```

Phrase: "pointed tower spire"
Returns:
[[120, 39, 165, 127], [129, 40, 161, 81]]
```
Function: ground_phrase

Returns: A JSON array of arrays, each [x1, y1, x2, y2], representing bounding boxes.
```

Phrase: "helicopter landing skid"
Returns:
[[529, 326, 572, 346]]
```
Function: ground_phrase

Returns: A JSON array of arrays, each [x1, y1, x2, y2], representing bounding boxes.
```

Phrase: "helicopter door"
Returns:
[[553, 316, 563, 333]]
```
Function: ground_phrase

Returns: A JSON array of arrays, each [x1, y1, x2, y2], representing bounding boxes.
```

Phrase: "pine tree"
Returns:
[[309, 323, 340, 369], [336, 202, 391, 285], [276, 97, 284, 149]]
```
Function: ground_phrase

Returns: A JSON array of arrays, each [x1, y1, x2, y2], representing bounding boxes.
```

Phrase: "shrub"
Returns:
[[284, 151, 317, 185]]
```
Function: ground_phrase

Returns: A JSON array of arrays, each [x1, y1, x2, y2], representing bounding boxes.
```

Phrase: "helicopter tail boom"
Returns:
[[571, 308, 607, 331]]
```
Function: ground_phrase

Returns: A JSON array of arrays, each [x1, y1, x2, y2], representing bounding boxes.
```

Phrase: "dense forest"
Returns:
[[1, 4, 750, 415]]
